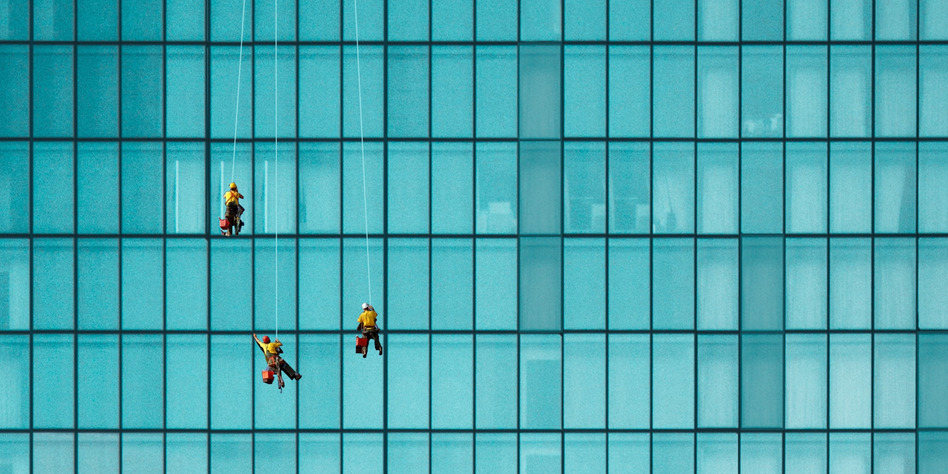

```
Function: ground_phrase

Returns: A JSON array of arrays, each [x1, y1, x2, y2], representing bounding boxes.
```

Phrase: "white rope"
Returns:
[[354, 0, 372, 306], [229, 0, 247, 186], [274, 0, 280, 340]]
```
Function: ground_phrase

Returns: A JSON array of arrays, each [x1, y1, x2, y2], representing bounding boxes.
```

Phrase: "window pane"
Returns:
[[698, 0, 738, 40], [33, 239, 74, 329], [122, 334, 163, 428], [653, 238, 694, 329], [653, 143, 695, 233], [653, 334, 694, 429], [697, 46, 739, 138], [564, 239, 605, 329], [873, 334, 916, 428], [210, 46, 253, 139], [874, 238, 916, 329], [786, 238, 827, 329], [166, 143, 206, 234], [476, 0, 517, 40], [386, 0, 427, 40], [0, 143, 29, 232], [341, 238, 384, 325], [342, 330, 385, 429], [432, 143, 473, 234], [565, 433, 605, 473], [33, 45, 74, 137], [520, 340, 562, 431], [210, 336, 251, 429], [697, 239, 738, 330], [432, 239, 473, 330], [520, 237, 562, 331], [874, 433, 915, 473], [166, 335, 208, 429], [78, 334, 119, 428], [299, 335, 340, 428], [166, 239, 207, 330], [520, 0, 562, 40], [697, 335, 738, 428], [475, 46, 517, 137], [77, 46, 118, 138], [876, 0, 917, 39], [921, 0, 948, 39], [920, 145, 948, 232], [0, 1, 29, 39], [0, 337, 29, 428], [830, 0, 871, 40], [35, 0, 76, 41], [386, 239, 429, 329], [387, 143, 429, 234], [653, 433, 694, 474], [121, 142, 164, 234], [388, 433, 428, 473], [432, 0, 472, 41], [829, 237, 871, 328], [785, 334, 827, 429], [342, 142, 384, 234], [77, 0, 117, 39], [77, 433, 118, 472], [697, 433, 738, 472], [697, 143, 738, 233], [299, 47, 339, 138], [387, 334, 429, 429], [830, 46, 871, 137], [653, 47, 695, 137], [252, 240, 296, 332], [742, 0, 782, 40], [121, 0, 161, 40], [520, 142, 561, 234], [919, 334, 948, 427], [475, 335, 517, 428], [77, 143, 119, 233], [565, 46, 605, 137], [168, 434, 208, 472], [741, 47, 783, 137], [432, 47, 473, 138], [608, 46, 650, 138], [166, 46, 206, 138], [122, 46, 163, 137], [608, 433, 650, 472], [786, 142, 827, 233], [787, 0, 827, 40], [33, 142, 75, 234], [0, 434, 28, 472], [298, 143, 339, 233], [874, 142, 917, 233], [520, 45, 561, 139], [121, 238, 163, 329], [608, 239, 650, 329], [210, 240, 252, 330], [475, 433, 517, 474], [786, 46, 828, 137], [740, 434, 782, 473], [210, 0, 253, 41], [565, 0, 604, 39], [654, 0, 694, 40], [875, 46, 917, 137], [564, 335, 605, 428], [829, 142, 872, 232], [210, 434, 251, 474], [920, 47, 948, 134], [167, 0, 205, 40], [298, 241, 340, 330], [0, 46, 28, 137], [829, 334, 871, 428], [741, 143, 783, 233], [741, 334, 783, 428], [253, 0, 296, 41], [920, 238, 948, 329], [0, 239, 29, 330], [609, 0, 649, 40], [343, 46, 384, 138], [476, 143, 517, 234], [608, 143, 650, 233], [830, 433, 870, 472], [387, 46, 429, 137], [33, 334, 74, 428], [741, 237, 784, 331], [608, 335, 650, 428], [786, 433, 827, 473], [432, 335, 473, 428], [122, 434, 162, 473]]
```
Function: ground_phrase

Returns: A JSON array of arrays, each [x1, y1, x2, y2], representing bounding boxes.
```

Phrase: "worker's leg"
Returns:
[[279, 359, 300, 380], [371, 330, 382, 353]]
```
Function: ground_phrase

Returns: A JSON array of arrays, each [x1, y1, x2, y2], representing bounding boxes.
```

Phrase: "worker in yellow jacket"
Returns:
[[224, 182, 245, 235], [253, 333, 301, 386], [357, 303, 383, 358]]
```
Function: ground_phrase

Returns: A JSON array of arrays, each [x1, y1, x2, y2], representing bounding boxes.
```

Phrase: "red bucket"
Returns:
[[355, 337, 368, 353], [262, 370, 274, 384]]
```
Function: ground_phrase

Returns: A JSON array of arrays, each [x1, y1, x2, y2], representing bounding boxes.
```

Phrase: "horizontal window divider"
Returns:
[[5, 427, 939, 434], [4, 40, 948, 47], [8, 137, 948, 144], [9, 329, 942, 336]]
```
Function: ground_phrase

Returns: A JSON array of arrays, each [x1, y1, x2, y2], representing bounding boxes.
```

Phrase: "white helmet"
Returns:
[[362, 303, 369, 310]]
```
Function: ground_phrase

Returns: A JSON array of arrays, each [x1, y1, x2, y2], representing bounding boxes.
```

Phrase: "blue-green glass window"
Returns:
[[33, 0, 73, 40], [785, 334, 827, 428], [696, 239, 738, 330], [742, 0, 782, 40], [0, 337, 29, 428], [876, 0, 917, 40], [432, 335, 473, 428], [475, 335, 517, 428], [608, 335, 650, 428], [432, 46, 473, 138], [829, 142, 871, 232], [0, 46, 28, 137], [874, 142, 916, 233], [609, 434, 650, 471], [829, 334, 871, 428], [698, 0, 738, 40], [0, 143, 29, 232], [565, 0, 604, 40], [77, 143, 118, 233], [521, 0, 562, 41], [520, 434, 561, 471], [122, 434, 163, 473], [298, 335, 340, 427], [786, 238, 827, 329], [519, 237, 562, 331], [697, 142, 738, 233], [387, 334, 429, 428], [922, 0, 948, 39], [32, 238, 74, 329], [299, 47, 340, 139], [830, 0, 871, 40], [211, 0, 253, 42], [874, 433, 915, 472], [874, 238, 916, 329], [564, 239, 605, 329], [564, 142, 604, 234], [299, 0, 339, 40], [77, 239, 118, 329], [341, 238, 384, 324], [254, 46, 297, 138], [387, 0, 428, 40], [33, 142, 75, 234], [254, 0, 296, 41], [342, 142, 384, 234], [298, 143, 339, 234], [167, 434, 208, 470], [343, 46, 384, 138], [299, 434, 339, 470], [565, 46, 605, 137], [210, 336, 252, 428], [77, 0, 117, 40], [476, 0, 517, 40], [653, 334, 694, 428], [0, 240, 29, 330], [166, 239, 207, 330], [122, 46, 163, 138], [210, 47, 253, 139], [166, 46, 206, 138], [388, 434, 428, 472], [564, 335, 605, 429], [653, 434, 694, 474], [166, 143, 206, 234], [77, 334, 119, 428], [121, 142, 163, 233], [609, 0, 649, 40], [210, 434, 251, 472], [519, 141, 561, 234], [787, 46, 828, 137], [697, 434, 737, 472], [121, 0, 161, 40], [386, 239, 429, 329], [254, 142, 297, 234], [874, 334, 916, 428], [121, 238, 163, 329], [432, 0, 472, 41], [919, 334, 948, 427], [210, 142, 253, 232], [33, 45, 74, 138], [741, 237, 784, 331], [475, 46, 517, 138], [697, 335, 738, 428], [167, 0, 205, 40], [475, 434, 516, 473], [654, 0, 694, 40], [921, 46, 948, 137], [387, 142, 429, 234], [830, 433, 871, 469], [919, 239, 948, 329], [786, 433, 827, 472], [0, 1, 29, 39], [342, 0, 383, 41], [875, 46, 917, 137], [830, 46, 871, 137], [520, 335, 561, 429], [741, 334, 783, 428], [608, 143, 650, 233], [653, 142, 694, 233], [519, 45, 561, 140], [432, 142, 473, 234], [33, 334, 74, 428], [475, 143, 517, 234], [608, 46, 650, 138], [653, 47, 695, 138], [829, 237, 871, 328], [697, 46, 739, 138], [787, 0, 827, 40], [254, 335, 298, 429], [786, 142, 827, 233], [608, 239, 650, 329], [166, 335, 208, 428], [77, 46, 118, 138], [565, 434, 606, 472], [77, 434, 118, 472], [741, 47, 783, 138], [741, 434, 782, 472], [298, 241, 340, 329], [122, 334, 163, 428], [432, 239, 473, 330], [653, 238, 694, 329], [741, 143, 783, 233], [252, 240, 296, 331]]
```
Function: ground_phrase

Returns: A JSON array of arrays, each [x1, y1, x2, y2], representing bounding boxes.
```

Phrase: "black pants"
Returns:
[[268, 356, 298, 379], [362, 328, 382, 351]]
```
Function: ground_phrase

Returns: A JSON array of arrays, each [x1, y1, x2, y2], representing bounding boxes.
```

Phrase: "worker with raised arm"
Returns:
[[253, 333, 302, 387], [223, 182, 245, 235], [357, 303, 383, 358]]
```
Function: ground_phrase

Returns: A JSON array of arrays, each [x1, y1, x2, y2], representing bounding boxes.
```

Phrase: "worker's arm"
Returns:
[[238, 192, 244, 199], [252, 334, 265, 351]]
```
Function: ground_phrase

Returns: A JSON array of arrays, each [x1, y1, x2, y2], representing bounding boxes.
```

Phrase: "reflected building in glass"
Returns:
[[1, 0, 948, 472]]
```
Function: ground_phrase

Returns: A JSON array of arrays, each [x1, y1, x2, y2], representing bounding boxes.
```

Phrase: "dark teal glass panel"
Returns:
[[0, 337, 29, 428], [342, 46, 384, 138], [740, 143, 783, 233], [741, 334, 784, 428], [0, 240, 29, 330], [210, 0, 253, 42], [32, 238, 74, 329], [341, 141, 384, 234], [33, 45, 74, 138], [32, 334, 74, 428], [697, 239, 738, 330], [299, 0, 339, 40], [299, 434, 339, 470], [519, 141, 561, 234], [0, 0, 29, 39], [653, 143, 694, 233], [919, 334, 948, 427], [77, 334, 119, 428], [475, 335, 517, 428], [564, 335, 605, 428], [298, 240, 341, 330], [298, 142, 339, 233], [342, 333, 384, 428], [432, 46, 473, 138], [77, 239, 118, 329], [166, 143, 206, 234], [0, 434, 28, 472], [432, 143, 473, 234], [519, 237, 562, 331], [919, 239, 948, 329], [386, 239, 429, 329], [77, 46, 118, 138], [253, 0, 296, 41], [253, 46, 298, 138], [167, 0, 205, 40], [121, 0, 161, 40], [741, 237, 784, 330], [608, 143, 650, 233], [609, 0, 649, 40], [209, 239, 252, 330], [76, 0, 117, 39], [32, 142, 75, 234], [252, 240, 297, 332], [166, 239, 207, 330], [387, 334, 429, 428], [77, 143, 119, 233], [432, 0, 473, 41], [387, 0, 428, 40], [519, 45, 561, 139], [341, 238, 384, 324], [166, 335, 208, 428], [121, 238, 163, 329], [521, 0, 561, 40], [653, 47, 695, 138], [607, 239, 650, 329], [33, 0, 73, 40], [342, 0, 384, 41], [741, 47, 783, 138], [432, 335, 473, 428], [654, 0, 694, 40], [253, 142, 297, 234], [210, 47, 253, 139], [210, 434, 251, 473], [121, 142, 164, 233], [121, 46, 163, 138], [742, 0, 783, 40], [920, 143, 948, 232], [564, 142, 605, 234], [0, 143, 29, 232], [431, 239, 473, 330], [476, 0, 517, 41], [121, 334, 163, 428], [166, 46, 206, 138], [920, 46, 948, 137], [0, 46, 28, 137], [387, 142, 429, 234], [299, 47, 338, 136]]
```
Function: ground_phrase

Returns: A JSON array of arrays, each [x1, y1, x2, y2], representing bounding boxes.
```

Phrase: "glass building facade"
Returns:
[[1, 0, 948, 472]]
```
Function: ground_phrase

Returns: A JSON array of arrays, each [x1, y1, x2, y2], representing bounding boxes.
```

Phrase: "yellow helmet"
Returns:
[[229, 182, 237, 190]]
